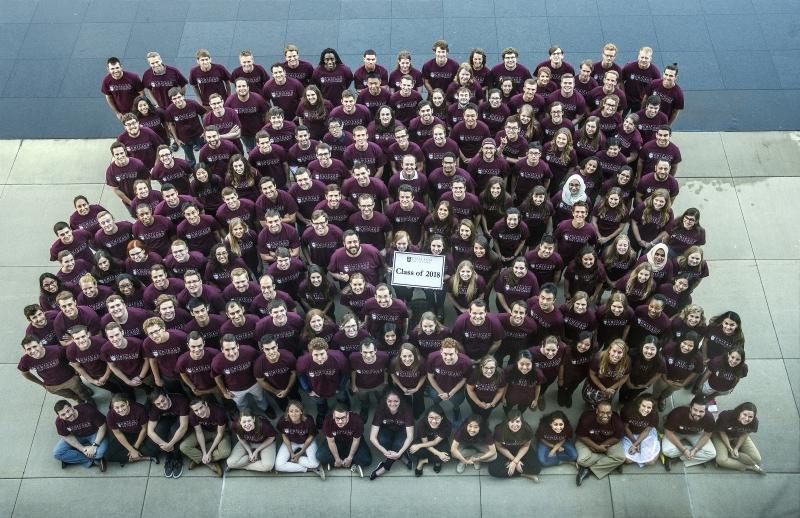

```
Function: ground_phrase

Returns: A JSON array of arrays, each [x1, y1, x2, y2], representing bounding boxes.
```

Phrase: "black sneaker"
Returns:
[[164, 459, 174, 478], [61, 461, 69, 469], [171, 458, 184, 478]]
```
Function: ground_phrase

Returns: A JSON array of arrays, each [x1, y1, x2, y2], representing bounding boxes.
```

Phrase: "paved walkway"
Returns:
[[1, 0, 800, 138], [0, 131, 798, 517]]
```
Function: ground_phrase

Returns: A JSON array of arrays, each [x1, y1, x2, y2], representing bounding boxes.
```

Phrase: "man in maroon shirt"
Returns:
[[230, 50, 270, 93], [363, 284, 410, 337], [637, 125, 682, 178], [344, 126, 386, 178], [662, 397, 716, 469], [491, 47, 532, 94], [622, 47, 661, 114], [349, 338, 389, 420], [180, 398, 231, 476], [554, 201, 597, 265], [225, 78, 269, 152], [54, 291, 101, 344], [548, 73, 588, 125], [317, 404, 372, 475], [387, 155, 429, 204], [118, 113, 164, 169], [198, 125, 239, 178], [422, 40, 459, 95], [302, 209, 343, 268], [329, 91, 371, 132], [106, 142, 151, 209], [164, 89, 205, 167], [143, 317, 187, 393], [355, 49, 389, 88], [142, 51, 187, 109], [102, 321, 152, 390], [308, 143, 349, 185], [347, 193, 392, 251], [176, 331, 221, 398], [18, 336, 94, 403], [328, 230, 384, 287], [189, 49, 230, 109], [297, 338, 350, 427], [575, 401, 625, 485], [636, 95, 669, 144], [212, 334, 266, 412], [53, 399, 109, 471], [591, 43, 622, 84], [425, 337, 472, 422], [250, 132, 289, 190], [254, 334, 299, 413], [25, 304, 59, 347], [263, 64, 305, 120], [66, 325, 129, 397], [282, 44, 314, 86], [102, 57, 143, 120], [203, 94, 242, 149], [643, 64, 684, 124], [146, 389, 190, 477], [384, 186, 429, 246], [50, 221, 94, 264], [390, 75, 423, 125], [452, 299, 506, 360]]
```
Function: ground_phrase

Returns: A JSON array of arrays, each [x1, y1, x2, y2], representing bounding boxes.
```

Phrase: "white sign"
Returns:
[[391, 252, 445, 289]]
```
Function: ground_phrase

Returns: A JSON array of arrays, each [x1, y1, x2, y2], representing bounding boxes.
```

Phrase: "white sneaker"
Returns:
[[351, 465, 364, 478], [456, 462, 465, 474], [313, 466, 326, 480], [473, 461, 481, 470]]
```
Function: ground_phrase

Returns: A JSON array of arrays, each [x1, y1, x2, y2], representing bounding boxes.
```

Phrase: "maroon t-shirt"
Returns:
[[715, 410, 757, 439], [188, 62, 231, 105], [422, 58, 459, 91], [467, 154, 511, 192], [66, 336, 107, 378], [182, 315, 225, 350], [536, 419, 574, 444], [307, 158, 349, 186], [664, 406, 714, 435], [277, 414, 316, 444], [56, 403, 106, 437], [152, 161, 194, 197], [261, 120, 297, 150], [69, 204, 106, 234], [454, 421, 493, 447], [640, 140, 682, 174], [596, 305, 635, 345], [18, 346, 75, 385], [503, 365, 545, 406], [142, 330, 188, 379], [296, 349, 348, 398], [142, 65, 188, 108], [529, 343, 567, 382], [211, 345, 259, 391], [661, 342, 703, 382], [576, 410, 625, 441], [451, 121, 492, 158], [262, 77, 305, 117], [623, 406, 659, 435], [554, 220, 598, 264], [328, 244, 384, 286], [467, 370, 506, 404], [349, 351, 389, 389], [118, 126, 164, 169], [528, 303, 565, 345], [706, 355, 747, 392], [288, 179, 327, 219], [524, 249, 563, 286], [322, 412, 364, 442], [256, 223, 300, 256], [199, 140, 240, 177], [255, 190, 298, 220], [249, 145, 288, 189], [101, 71, 143, 113], [363, 298, 409, 336], [148, 393, 190, 421], [176, 215, 222, 254], [165, 99, 205, 141], [254, 313, 304, 355], [426, 351, 473, 392], [107, 402, 148, 434], [234, 415, 277, 444], [105, 158, 150, 200], [231, 64, 270, 93], [643, 80, 684, 119], [622, 61, 661, 104], [188, 403, 228, 432], [372, 404, 414, 432], [225, 92, 269, 137], [26, 311, 60, 347], [312, 64, 354, 103], [452, 313, 506, 360], [252, 349, 296, 391], [175, 347, 219, 391], [587, 353, 631, 390]]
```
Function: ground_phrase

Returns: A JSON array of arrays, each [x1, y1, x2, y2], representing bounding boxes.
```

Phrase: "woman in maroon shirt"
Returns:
[[574, 116, 606, 163], [105, 393, 160, 465], [602, 235, 637, 285], [205, 244, 248, 290], [668, 304, 707, 344], [228, 410, 278, 472], [478, 177, 512, 235], [424, 200, 457, 248], [560, 292, 597, 345], [564, 246, 607, 302], [446, 260, 486, 314], [654, 331, 703, 411], [592, 187, 628, 249], [596, 291, 633, 346], [450, 219, 477, 267], [573, 157, 603, 200], [116, 273, 146, 309], [619, 336, 664, 404], [275, 400, 324, 477], [519, 186, 554, 248], [390, 343, 427, 418], [408, 405, 452, 476], [489, 409, 541, 481], [536, 410, 577, 468], [494, 257, 538, 313], [450, 415, 498, 473], [557, 331, 596, 407], [673, 245, 709, 293], [132, 95, 169, 143], [664, 208, 706, 258], [600, 166, 635, 206], [614, 262, 656, 307], [712, 402, 764, 474], [466, 356, 507, 421], [621, 393, 660, 466], [503, 350, 545, 414], [225, 155, 261, 203], [408, 313, 450, 359], [299, 310, 337, 351], [696, 347, 747, 404], [338, 273, 375, 320], [582, 339, 630, 407], [296, 85, 332, 140], [529, 336, 567, 411], [298, 265, 335, 317], [467, 236, 501, 289], [629, 189, 674, 253], [369, 389, 415, 480]]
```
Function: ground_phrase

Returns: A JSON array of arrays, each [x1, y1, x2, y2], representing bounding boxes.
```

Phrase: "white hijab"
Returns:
[[561, 174, 588, 206]]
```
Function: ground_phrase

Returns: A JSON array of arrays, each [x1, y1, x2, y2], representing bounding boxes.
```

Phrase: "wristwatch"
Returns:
[[91, 442, 99, 447]]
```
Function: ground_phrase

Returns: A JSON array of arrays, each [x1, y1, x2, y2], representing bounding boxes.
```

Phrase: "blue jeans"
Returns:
[[377, 427, 408, 469], [180, 135, 204, 167], [537, 440, 578, 467], [53, 432, 108, 468]]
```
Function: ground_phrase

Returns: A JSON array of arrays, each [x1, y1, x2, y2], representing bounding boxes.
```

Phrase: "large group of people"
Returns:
[[18, 39, 765, 486]]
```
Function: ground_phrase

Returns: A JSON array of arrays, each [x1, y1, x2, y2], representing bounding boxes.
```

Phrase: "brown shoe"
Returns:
[[210, 461, 223, 477], [187, 460, 198, 471]]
